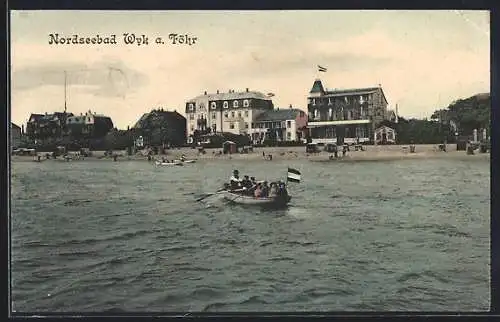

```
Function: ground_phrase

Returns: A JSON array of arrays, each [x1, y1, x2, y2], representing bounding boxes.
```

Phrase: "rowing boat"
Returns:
[[155, 160, 183, 166], [174, 159, 197, 164], [221, 190, 291, 208]]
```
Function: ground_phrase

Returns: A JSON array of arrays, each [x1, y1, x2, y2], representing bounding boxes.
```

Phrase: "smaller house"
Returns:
[[66, 110, 114, 139], [26, 112, 73, 141], [374, 125, 396, 145], [222, 140, 237, 154], [11, 123, 21, 150], [251, 106, 308, 144]]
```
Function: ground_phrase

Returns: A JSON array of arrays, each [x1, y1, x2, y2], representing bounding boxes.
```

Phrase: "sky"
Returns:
[[10, 10, 490, 129]]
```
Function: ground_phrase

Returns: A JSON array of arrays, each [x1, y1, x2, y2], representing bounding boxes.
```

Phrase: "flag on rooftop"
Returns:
[[287, 168, 301, 183], [318, 65, 327, 72]]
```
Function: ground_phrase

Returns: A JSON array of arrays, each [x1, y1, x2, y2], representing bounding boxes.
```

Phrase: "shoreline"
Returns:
[[11, 144, 490, 163]]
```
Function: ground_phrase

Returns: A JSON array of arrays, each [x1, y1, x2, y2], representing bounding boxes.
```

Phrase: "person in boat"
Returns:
[[230, 170, 243, 190], [254, 183, 263, 198], [276, 181, 288, 197], [261, 181, 269, 197], [242, 175, 253, 189], [269, 182, 278, 198], [180, 154, 186, 161]]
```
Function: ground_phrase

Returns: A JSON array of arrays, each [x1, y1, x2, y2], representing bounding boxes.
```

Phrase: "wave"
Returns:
[[397, 270, 451, 284]]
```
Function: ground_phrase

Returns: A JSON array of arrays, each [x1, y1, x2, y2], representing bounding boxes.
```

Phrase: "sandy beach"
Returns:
[[11, 144, 490, 163]]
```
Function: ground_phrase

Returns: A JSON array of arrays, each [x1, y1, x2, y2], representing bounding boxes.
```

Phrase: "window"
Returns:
[[229, 123, 234, 129], [212, 113, 216, 119], [87, 117, 91, 122], [238, 111, 241, 117], [224, 112, 228, 118], [245, 123, 249, 129], [312, 98, 316, 106], [328, 98, 332, 105], [243, 100, 249, 107], [190, 126, 194, 131], [223, 101, 228, 108], [287, 132, 291, 139], [244, 110, 249, 117], [251, 122, 255, 128], [233, 100, 239, 108], [211, 102, 216, 109], [287, 120, 291, 128], [231, 111, 235, 118], [188, 103, 194, 111]]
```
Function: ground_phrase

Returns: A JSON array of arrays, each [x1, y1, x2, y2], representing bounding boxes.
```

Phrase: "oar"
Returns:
[[196, 188, 226, 202]]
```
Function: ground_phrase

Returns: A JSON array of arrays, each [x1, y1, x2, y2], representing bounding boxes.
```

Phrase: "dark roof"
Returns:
[[255, 108, 303, 122], [310, 79, 325, 94], [324, 86, 388, 105], [11, 123, 21, 130], [133, 109, 186, 129], [28, 113, 44, 122], [325, 87, 380, 96], [188, 90, 270, 102]]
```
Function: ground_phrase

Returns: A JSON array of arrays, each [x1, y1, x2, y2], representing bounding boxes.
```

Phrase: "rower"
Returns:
[[242, 175, 252, 189], [230, 170, 243, 190]]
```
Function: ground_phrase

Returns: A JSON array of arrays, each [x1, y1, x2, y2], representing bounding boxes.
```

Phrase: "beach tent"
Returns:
[[222, 140, 237, 154], [374, 126, 396, 145]]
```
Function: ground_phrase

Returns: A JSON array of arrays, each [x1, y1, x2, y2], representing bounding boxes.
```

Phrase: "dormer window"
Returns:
[[243, 99, 249, 107], [312, 99, 316, 106], [328, 98, 332, 105], [233, 100, 239, 108], [211, 102, 216, 109], [223, 101, 228, 109], [188, 103, 194, 111]]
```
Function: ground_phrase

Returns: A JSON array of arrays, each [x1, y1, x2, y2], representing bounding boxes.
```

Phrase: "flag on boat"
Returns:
[[287, 168, 301, 183], [318, 65, 327, 72]]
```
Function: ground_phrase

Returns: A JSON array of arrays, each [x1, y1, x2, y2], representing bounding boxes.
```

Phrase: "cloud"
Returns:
[[11, 58, 149, 98]]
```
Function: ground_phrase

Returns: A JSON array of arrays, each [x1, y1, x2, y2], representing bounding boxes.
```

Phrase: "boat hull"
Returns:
[[155, 161, 183, 166], [174, 159, 196, 163], [221, 191, 291, 208]]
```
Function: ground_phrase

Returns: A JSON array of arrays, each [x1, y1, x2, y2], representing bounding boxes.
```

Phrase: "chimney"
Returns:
[[246, 88, 249, 92]]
